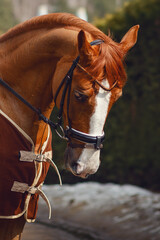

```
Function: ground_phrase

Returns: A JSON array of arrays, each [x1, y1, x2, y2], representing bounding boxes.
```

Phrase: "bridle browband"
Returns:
[[0, 39, 117, 150], [77, 63, 118, 91]]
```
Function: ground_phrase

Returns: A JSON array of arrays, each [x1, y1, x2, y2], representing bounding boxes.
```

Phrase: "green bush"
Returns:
[[0, 0, 17, 33], [96, 0, 160, 191]]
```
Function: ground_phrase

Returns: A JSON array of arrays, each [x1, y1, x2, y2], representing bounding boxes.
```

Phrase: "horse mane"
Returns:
[[0, 13, 106, 42], [0, 13, 126, 86]]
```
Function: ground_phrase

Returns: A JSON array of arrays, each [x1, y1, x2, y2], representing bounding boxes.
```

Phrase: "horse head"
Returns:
[[0, 13, 139, 179], [53, 25, 139, 178]]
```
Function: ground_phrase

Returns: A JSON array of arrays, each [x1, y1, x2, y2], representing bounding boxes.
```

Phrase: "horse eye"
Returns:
[[74, 90, 87, 101]]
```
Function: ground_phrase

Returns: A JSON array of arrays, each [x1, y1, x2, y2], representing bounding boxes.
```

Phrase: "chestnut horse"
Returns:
[[0, 13, 139, 239]]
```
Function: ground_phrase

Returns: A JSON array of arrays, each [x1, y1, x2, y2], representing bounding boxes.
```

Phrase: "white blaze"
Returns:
[[79, 79, 111, 173], [89, 79, 111, 136]]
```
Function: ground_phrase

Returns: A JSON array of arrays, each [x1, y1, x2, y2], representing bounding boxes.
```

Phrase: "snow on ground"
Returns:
[[37, 183, 160, 240]]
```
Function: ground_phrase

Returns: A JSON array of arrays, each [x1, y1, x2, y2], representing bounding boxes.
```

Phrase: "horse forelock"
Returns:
[[82, 42, 127, 89]]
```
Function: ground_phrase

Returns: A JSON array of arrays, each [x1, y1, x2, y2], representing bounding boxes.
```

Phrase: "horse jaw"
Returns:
[[65, 79, 111, 178]]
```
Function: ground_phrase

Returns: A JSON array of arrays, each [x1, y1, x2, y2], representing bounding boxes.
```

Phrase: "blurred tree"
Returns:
[[87, 0, 133, 21], [49, 0, 73, 14], [96, 0, 160, 191], [49, 0, 134, 22], [0, 0, 17, 33]]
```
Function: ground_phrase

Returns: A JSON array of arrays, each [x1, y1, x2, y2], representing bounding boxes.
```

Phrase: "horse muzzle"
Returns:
[[64, 145, 100, 178]]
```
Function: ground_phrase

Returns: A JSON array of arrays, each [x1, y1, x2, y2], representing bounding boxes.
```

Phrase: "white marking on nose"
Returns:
[[78, 79, 111, 174]]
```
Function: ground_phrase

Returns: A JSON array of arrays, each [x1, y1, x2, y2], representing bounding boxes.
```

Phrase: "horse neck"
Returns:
[[0, 27, 78, 151]]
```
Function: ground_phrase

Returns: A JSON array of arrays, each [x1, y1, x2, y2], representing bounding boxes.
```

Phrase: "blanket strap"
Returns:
[[11, 181, 52, 219], [14, 150, 63, 219], [19, 151, 62, 186]]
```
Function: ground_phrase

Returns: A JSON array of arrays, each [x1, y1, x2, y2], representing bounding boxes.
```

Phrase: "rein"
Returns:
[[0, 77, 58, 130], [0, 39, 117, 150]]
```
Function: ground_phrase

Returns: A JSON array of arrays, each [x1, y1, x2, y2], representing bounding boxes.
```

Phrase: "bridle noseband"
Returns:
[[0, 39, 117, 150]]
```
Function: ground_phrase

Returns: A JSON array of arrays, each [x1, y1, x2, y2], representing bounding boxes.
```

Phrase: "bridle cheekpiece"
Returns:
[[53, 39, 117, 150]]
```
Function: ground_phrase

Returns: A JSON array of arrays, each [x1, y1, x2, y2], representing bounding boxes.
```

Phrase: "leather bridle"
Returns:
[[53, 39, 117, 149], [0, 39, 117, 150]]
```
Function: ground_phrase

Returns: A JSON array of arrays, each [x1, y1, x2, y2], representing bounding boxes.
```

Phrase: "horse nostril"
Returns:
[[71, 162, 85, 175], [71, 162, 78, 173], [85, 173, 90, 178]]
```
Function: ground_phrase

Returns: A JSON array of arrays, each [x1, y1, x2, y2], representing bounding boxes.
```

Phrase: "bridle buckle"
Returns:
[[55, 124, 68, 140]]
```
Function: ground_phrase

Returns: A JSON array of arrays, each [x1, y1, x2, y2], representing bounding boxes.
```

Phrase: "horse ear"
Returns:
[[78, 30, 94, 61], [120, 25, 140, 54]]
